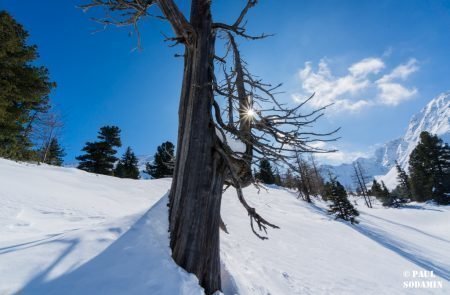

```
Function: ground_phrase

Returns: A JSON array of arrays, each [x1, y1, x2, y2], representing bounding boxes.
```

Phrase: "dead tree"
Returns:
[[309, 154, 325, 196], [81, 1, 338, 293], [29, 111, 63, 163], [352, 161, 372, 208], [294, 150, 312, 202]]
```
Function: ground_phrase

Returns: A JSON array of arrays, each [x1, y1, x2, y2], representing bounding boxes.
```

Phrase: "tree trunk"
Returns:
[[168, 1, 225, 293]]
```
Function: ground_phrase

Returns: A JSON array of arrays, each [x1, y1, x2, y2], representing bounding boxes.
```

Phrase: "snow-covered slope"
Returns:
[[324, 91, 450, 189], [0, 158, 449, 294]]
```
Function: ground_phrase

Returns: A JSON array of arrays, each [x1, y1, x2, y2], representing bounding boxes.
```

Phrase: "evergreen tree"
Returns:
[[115, 146, 139, 179], [381, 181, 390, 198], [145, 141, 175, 179], [370, 179, 383, 197], [0, 11, 55, 160], [370, 179, 390, 204], [395, 161, 412, 199], [326, 179, 359, 224], [76, 126, 122, 175], [409, 131, 450, 204], [255, 158, 275, 184], [42, 137, 65, 166]]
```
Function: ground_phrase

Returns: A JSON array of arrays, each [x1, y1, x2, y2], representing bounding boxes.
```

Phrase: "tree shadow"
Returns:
[[361, 212, 450, 244], [0, 229, 79, 255], [350, 223, 450, 281], [19, 238, 81, 294], [291, 194, 450, 281], [399, 204, 444, 212], [18, 195, 200, 295], [0, 233, 64, 255]]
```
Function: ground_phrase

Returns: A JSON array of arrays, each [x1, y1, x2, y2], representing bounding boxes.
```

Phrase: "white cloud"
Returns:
[[376, 83, 417, 106], [375, 59, 419, 106], [294, 56, 419, 112], [377, 58, 418, 83], [316, 150, 369, 165], [309, 142, 370, 165], [349, 57, 385, 77]]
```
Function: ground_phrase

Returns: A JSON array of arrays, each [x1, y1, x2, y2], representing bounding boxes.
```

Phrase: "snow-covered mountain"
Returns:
[[137, 154, 153, 179], [323, 91, 450, 189]]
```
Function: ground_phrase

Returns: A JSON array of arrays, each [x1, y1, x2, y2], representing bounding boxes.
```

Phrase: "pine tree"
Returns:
[[370, 179, 391, 204], [395, 161, 412, 199], [0, 11, 55, 160], [409, 131, 450, 204], [326, 179, 359, 224], [42, 138, 65, 166], [145, 141, 175, 179], [76, 126, 122, 175], [115, 147, 140, 179], [379, 181, 392, 206], [255, 158, 275, 184], [370, 179, 383, 197]]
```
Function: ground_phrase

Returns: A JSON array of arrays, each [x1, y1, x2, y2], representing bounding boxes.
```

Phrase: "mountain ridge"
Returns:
[[322, 91, 450, 189]]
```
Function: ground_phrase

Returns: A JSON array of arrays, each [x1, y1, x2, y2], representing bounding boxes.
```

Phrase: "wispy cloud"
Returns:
[[349, 57, 385, 77], [293, 57, 419, 112], [316, 150, 369, 165], [376, 58, 418, 106], [310, 141, 370, 165]]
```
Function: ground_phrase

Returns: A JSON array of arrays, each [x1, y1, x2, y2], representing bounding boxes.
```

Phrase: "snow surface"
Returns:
[[1, 158, 449, 294], [216, 128, 247, 154]]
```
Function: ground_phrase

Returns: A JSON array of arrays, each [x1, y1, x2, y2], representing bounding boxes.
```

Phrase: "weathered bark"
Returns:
[[168, 1, 225, 293]]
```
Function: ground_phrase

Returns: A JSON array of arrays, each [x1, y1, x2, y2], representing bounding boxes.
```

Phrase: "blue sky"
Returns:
[[2, 0, 450, 164]]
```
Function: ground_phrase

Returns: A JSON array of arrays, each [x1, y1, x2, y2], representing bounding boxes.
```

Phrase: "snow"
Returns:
[[0, 159, 200, 294], [376, 164, 400, 190], [215, 128, 247, 154], [221, 190, 450, 294], [1, 158, 449, 294]]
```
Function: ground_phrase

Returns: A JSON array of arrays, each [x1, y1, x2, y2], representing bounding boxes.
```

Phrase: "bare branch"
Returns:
[[80, 0, 195, 46]]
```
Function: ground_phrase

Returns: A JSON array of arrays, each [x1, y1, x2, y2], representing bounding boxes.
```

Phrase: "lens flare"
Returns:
[[247, 108, 255, 117]]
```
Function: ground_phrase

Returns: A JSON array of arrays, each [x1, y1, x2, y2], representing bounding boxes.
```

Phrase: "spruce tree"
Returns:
[[326, 179, 359, 224], [395, 161, 412, 199], [115, 147, 140, 179], [379, 181, 399, 207], [76, 126, 122, 175], [42, 138, 65, 166], [370, 179, 383, 198], [0, 11, 55, 160], [409, 131, 450, 204], [145, 141, 175, 179], [256, 158, 275, 184], [370, 179, 391, 205]]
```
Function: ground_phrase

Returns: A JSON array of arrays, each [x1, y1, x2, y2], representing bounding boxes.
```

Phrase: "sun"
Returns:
[[246, 108, 255, 117]]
